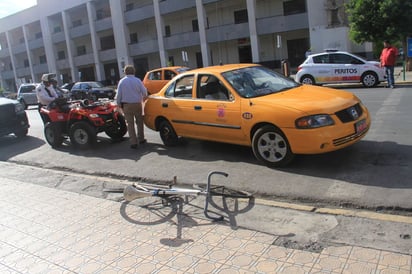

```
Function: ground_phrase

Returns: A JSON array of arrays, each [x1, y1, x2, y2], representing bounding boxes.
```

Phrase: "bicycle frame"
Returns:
[[123, 171, 228, 221]]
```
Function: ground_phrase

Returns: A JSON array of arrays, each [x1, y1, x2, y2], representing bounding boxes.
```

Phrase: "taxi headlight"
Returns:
[[295, 114, 334, 129], [15, 103, 25, 113]]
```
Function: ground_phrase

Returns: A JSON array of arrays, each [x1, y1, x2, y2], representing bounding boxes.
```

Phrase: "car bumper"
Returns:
[[285, 112, 371, 154]]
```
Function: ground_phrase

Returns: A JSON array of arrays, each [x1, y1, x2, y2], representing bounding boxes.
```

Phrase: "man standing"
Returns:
[[117, 65, 148, 149], [380, 40, 398, 88]]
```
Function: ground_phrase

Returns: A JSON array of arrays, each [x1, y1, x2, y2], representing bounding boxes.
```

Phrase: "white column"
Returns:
[[246, 0, 259, 63], [195, 0, 210, 67], [39, 17, 57, 74], [62, 10, 77, 82], [5, 31, 18, 90], [22, 26, 35, 82], [153, 0, 167, 67], [109, 0, 132, 74], [86, 1, 103, 81]]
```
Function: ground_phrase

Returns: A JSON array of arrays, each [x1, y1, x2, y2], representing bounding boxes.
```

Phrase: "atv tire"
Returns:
[[44, 122, 63, 148], [69, 121, 96, 149], [105, 114, 127, 140]]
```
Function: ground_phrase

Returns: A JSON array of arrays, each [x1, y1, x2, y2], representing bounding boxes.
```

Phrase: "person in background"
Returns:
[[116, 65, 148, 149], [36, 73, 59, 123], [380, 40, 398, 88]]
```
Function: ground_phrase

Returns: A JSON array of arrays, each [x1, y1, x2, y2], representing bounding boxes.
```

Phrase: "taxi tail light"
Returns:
[[297, 66, 302, 71]]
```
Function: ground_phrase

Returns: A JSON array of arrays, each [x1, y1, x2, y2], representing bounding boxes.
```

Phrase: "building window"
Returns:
[[125, 3, 134, 11], [165, 25, 171, 37], [24, 59, 29, 67], [35, 32, 42, 39], [58, 50, 66, 60], [283, 0, 306, 16], [130, 33, 138, 44], [54, 26, 61, 33], [77, 45, 86, 56], [72, 19, 82, 27], [234, 9, 248, 24], [96, 8, 111, 20], [19, 37, 25, 44], [39, 55, 47, 64], [100, 35, 115, 50], [192, 19, 199, 32]]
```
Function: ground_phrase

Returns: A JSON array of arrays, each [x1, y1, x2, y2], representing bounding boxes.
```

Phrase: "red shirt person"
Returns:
[[380, 40, 398, 88]]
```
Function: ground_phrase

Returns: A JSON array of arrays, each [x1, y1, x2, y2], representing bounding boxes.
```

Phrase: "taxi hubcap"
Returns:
[[257, 132, 287, 162]]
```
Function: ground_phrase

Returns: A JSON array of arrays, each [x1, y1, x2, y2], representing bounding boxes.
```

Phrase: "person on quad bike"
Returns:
[[36, 73, 59, 123]]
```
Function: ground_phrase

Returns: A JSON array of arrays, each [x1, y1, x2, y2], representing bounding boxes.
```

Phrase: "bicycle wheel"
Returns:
[[209, 186, 252, 198]]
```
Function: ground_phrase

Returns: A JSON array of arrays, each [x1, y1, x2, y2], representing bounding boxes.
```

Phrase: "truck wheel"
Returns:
[[15, 129, 28, 138], [69, 121, 96, 148]]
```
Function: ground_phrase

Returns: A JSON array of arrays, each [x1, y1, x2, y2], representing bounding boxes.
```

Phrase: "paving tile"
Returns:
[[286, 249, 319, 268], [378, 251, 412, 269], [349, 246, 381, 263], [341, 259, 378, 274]]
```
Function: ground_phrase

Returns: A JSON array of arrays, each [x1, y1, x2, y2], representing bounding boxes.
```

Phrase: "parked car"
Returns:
[[61, 82, 75, 92], [0, 97, 29, 137], [17, 83, 38, 109], [295, 50, 385, 87], [70, 81, 116, 100], [58, 82, 75, 99], [144, 63, 370, 167], [143, 66, 190, 94]]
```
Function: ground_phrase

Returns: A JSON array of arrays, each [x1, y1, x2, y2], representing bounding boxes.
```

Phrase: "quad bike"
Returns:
[[40, 98, 127, 148]]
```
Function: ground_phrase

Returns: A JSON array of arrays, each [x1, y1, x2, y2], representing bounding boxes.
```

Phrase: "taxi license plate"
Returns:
[[355, 119, 367, 133]]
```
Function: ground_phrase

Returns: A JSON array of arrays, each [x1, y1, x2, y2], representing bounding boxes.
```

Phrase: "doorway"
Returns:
[[287, 38, 309, 67], [238, 45, 252, 63]]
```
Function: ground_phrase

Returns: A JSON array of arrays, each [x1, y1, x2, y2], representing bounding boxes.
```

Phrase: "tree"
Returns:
[[346, 0, 412, 69]]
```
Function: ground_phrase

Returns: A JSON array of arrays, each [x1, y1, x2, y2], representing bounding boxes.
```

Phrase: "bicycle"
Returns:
[[121, 171, 252, 221]]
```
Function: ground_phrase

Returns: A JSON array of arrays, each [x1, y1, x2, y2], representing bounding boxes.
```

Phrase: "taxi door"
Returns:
[[158, 74, 196, 137], [186, 74, 245, 144]]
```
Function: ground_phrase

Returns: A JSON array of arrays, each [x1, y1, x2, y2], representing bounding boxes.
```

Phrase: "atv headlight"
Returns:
[[15, 103, 24, 113], [89, 113, 99, 118], [295, 114, 334, 129]]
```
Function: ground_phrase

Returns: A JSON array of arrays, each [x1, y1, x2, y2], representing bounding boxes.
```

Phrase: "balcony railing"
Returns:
[[124, 4, 154, 24]]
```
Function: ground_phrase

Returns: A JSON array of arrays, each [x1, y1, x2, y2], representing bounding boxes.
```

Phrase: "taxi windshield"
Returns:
[[222, 66, 299, 98]]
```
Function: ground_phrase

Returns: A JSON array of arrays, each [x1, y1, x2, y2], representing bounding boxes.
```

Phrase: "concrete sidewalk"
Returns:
[[1, 176, 411, 273]]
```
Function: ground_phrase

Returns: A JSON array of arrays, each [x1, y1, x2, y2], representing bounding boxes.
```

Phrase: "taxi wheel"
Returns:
[[300, 75, 315, 85], [159, 120, 178, 146], [252, 125, 294, 167], [361, 72, 378, 87]]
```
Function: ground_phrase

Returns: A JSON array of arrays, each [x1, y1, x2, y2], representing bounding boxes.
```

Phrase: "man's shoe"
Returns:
[[139, 139, 147, 144], [130, 144, 138, 149], [391, 85, 395, 89]]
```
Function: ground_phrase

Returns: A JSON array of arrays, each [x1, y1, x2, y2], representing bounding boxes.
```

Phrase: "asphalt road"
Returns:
[[1, 84, 411, 213]]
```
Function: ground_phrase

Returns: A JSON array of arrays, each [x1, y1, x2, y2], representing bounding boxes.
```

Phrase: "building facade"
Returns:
[[0, 0, 372, 92]]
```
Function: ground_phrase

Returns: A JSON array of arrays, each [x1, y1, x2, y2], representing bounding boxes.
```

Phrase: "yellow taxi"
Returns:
[[144, 64, 370, 167], [143, 66, 190, 94]]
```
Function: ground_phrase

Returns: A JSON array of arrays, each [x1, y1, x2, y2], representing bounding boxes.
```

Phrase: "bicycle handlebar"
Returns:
[[204, 171, 228, 221]]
